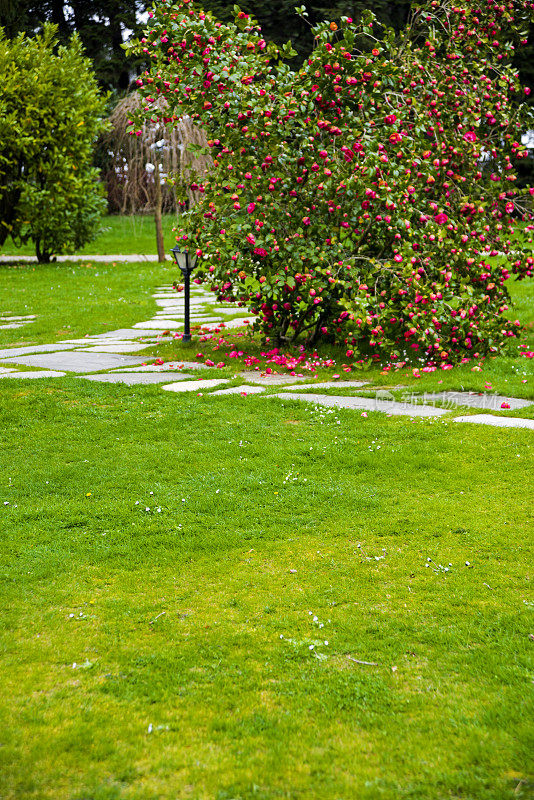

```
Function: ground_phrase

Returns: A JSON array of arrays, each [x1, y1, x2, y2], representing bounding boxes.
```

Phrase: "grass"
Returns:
[[0, 257, 533, 799], [0, 381, 533, 800], [0, 214, 179, 257]]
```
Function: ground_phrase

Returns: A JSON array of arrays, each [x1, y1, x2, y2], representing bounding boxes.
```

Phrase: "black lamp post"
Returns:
[[170, 245, 198, 342]]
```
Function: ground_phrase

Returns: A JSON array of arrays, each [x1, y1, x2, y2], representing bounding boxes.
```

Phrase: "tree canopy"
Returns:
[[0, 25, 108, 260]]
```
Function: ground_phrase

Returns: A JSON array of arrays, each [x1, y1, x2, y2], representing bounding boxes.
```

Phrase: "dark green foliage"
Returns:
[[0, 0, 149, 91], [0, 26, 108, 261]]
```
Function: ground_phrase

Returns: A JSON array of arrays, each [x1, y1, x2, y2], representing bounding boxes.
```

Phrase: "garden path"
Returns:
[[0, 274, 532, 429]]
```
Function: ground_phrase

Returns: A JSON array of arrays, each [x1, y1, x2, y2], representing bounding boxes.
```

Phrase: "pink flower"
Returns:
[[385, 114, 397, 124], [500, 402, 510, 409], [247, 202, 256, 214], [463, 131, 477, 142], [246, 233, 256, 246], [302, 217, 311, 226], [434, 213, 448, 224], [394, 254, 403, 262]]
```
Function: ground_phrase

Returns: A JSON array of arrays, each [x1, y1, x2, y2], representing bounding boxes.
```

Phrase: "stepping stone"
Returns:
[[1, 351, 149, 373], [133, 320, 182, 330], [423, 391, 532, 411], [0, 370, 66, 379], [219, 307, 248, 316], [280, 380, 369, 391], [271, 393, 449, 417], [201, 318, 255, 330], [0, 315, 35, 322], [211, 385, 266, 395], [111, 361, 208, 372], [77, 343, 153, 353], [0, 367, 17, 374], [162, 379, 229, 393], [239, 372, 311, 386], [83, 329, 167, 340], [80, 372, 195, 385], [0, 343, 79, 359], [0, 322, 29, 329], [454, 414, 534, 430]]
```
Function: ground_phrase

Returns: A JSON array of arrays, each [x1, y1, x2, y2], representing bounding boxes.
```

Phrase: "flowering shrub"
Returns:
[[128, 0, 534, 363]]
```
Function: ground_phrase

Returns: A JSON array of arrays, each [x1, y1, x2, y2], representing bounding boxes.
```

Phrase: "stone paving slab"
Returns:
[[201, 318, 255, 330], [111, 361, 208, 372], [0, 323, 27, 329], [423, 391, 532, 411], [0, 370, 66, 379], [0, 343, 79, 359], [0, 315, 35, 321], [453, 414, 534, 430], [279, 380, 370, 391], [79, 329, 167, 340], [77, 343, 153, 353], [79, 372, 195, 385], [0, 367, 17, 374], [2, 351, 149, 373], [133, 320, 182, 330], [271, 393, 449, 417], [162, 379, 230, 393], [211, 385, 266, 395], [239, 372, 313, 386]]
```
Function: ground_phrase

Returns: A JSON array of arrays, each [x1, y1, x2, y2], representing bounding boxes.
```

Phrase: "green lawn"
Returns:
[[0, 258, 533, 800], [0, 214, 179, 257]]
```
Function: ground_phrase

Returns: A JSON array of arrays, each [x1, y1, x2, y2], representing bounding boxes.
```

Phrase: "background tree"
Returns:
[[0, 0, 149, 91], [0, 25, 108, 262]]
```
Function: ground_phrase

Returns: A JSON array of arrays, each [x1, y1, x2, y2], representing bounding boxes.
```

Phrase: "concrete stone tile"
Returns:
[[162, 379, 229, 393], [0, 367, 17, 374], [270, 393, 448, 417], [83, 329, 167, 339], [133, 320, 182, 330], [2, 351, 149, 373], [111, 361, 208, 372], [279, 381, 369, 391], [424, 391, 532, 411], [77, 343, 153, 353], [0, 322, 29, 329], [0, 370, 66, 379], [0, 315, 35, 321], [79, 372, 195, 385], [203, 317, 255, 330], [211, 385, 266, 395], [453, 414, 534, 430], [239, 372, 312, 386], [0, 343, 79, 358]]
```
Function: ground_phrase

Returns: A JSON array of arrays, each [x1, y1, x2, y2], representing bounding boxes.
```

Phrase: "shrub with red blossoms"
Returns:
[[127, 0, 534, 362]]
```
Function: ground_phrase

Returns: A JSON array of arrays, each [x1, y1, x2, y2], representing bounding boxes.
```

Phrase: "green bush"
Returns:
[[0, 25, 108, 262]]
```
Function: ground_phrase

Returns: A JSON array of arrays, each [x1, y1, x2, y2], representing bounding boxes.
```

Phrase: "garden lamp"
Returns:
[[170, 245, 198, 342]]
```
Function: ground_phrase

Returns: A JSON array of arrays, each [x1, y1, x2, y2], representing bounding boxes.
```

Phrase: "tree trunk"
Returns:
[[154, 161, 165, 263]]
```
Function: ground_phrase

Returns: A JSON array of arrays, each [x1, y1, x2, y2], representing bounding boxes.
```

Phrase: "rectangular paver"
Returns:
[[0, 343, 79, 359], [423, 391, 532, 411], [1, 352, 149, 373], [0, 370, 66, 379], [79, 372, 195, 385], [211, 385, 266, 395], [162, 379, 229, 393], [271, 393, 449, 417], [78, 343, 153, 353], [454, 414, 534, 429], [280, 381, 369, 391]]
